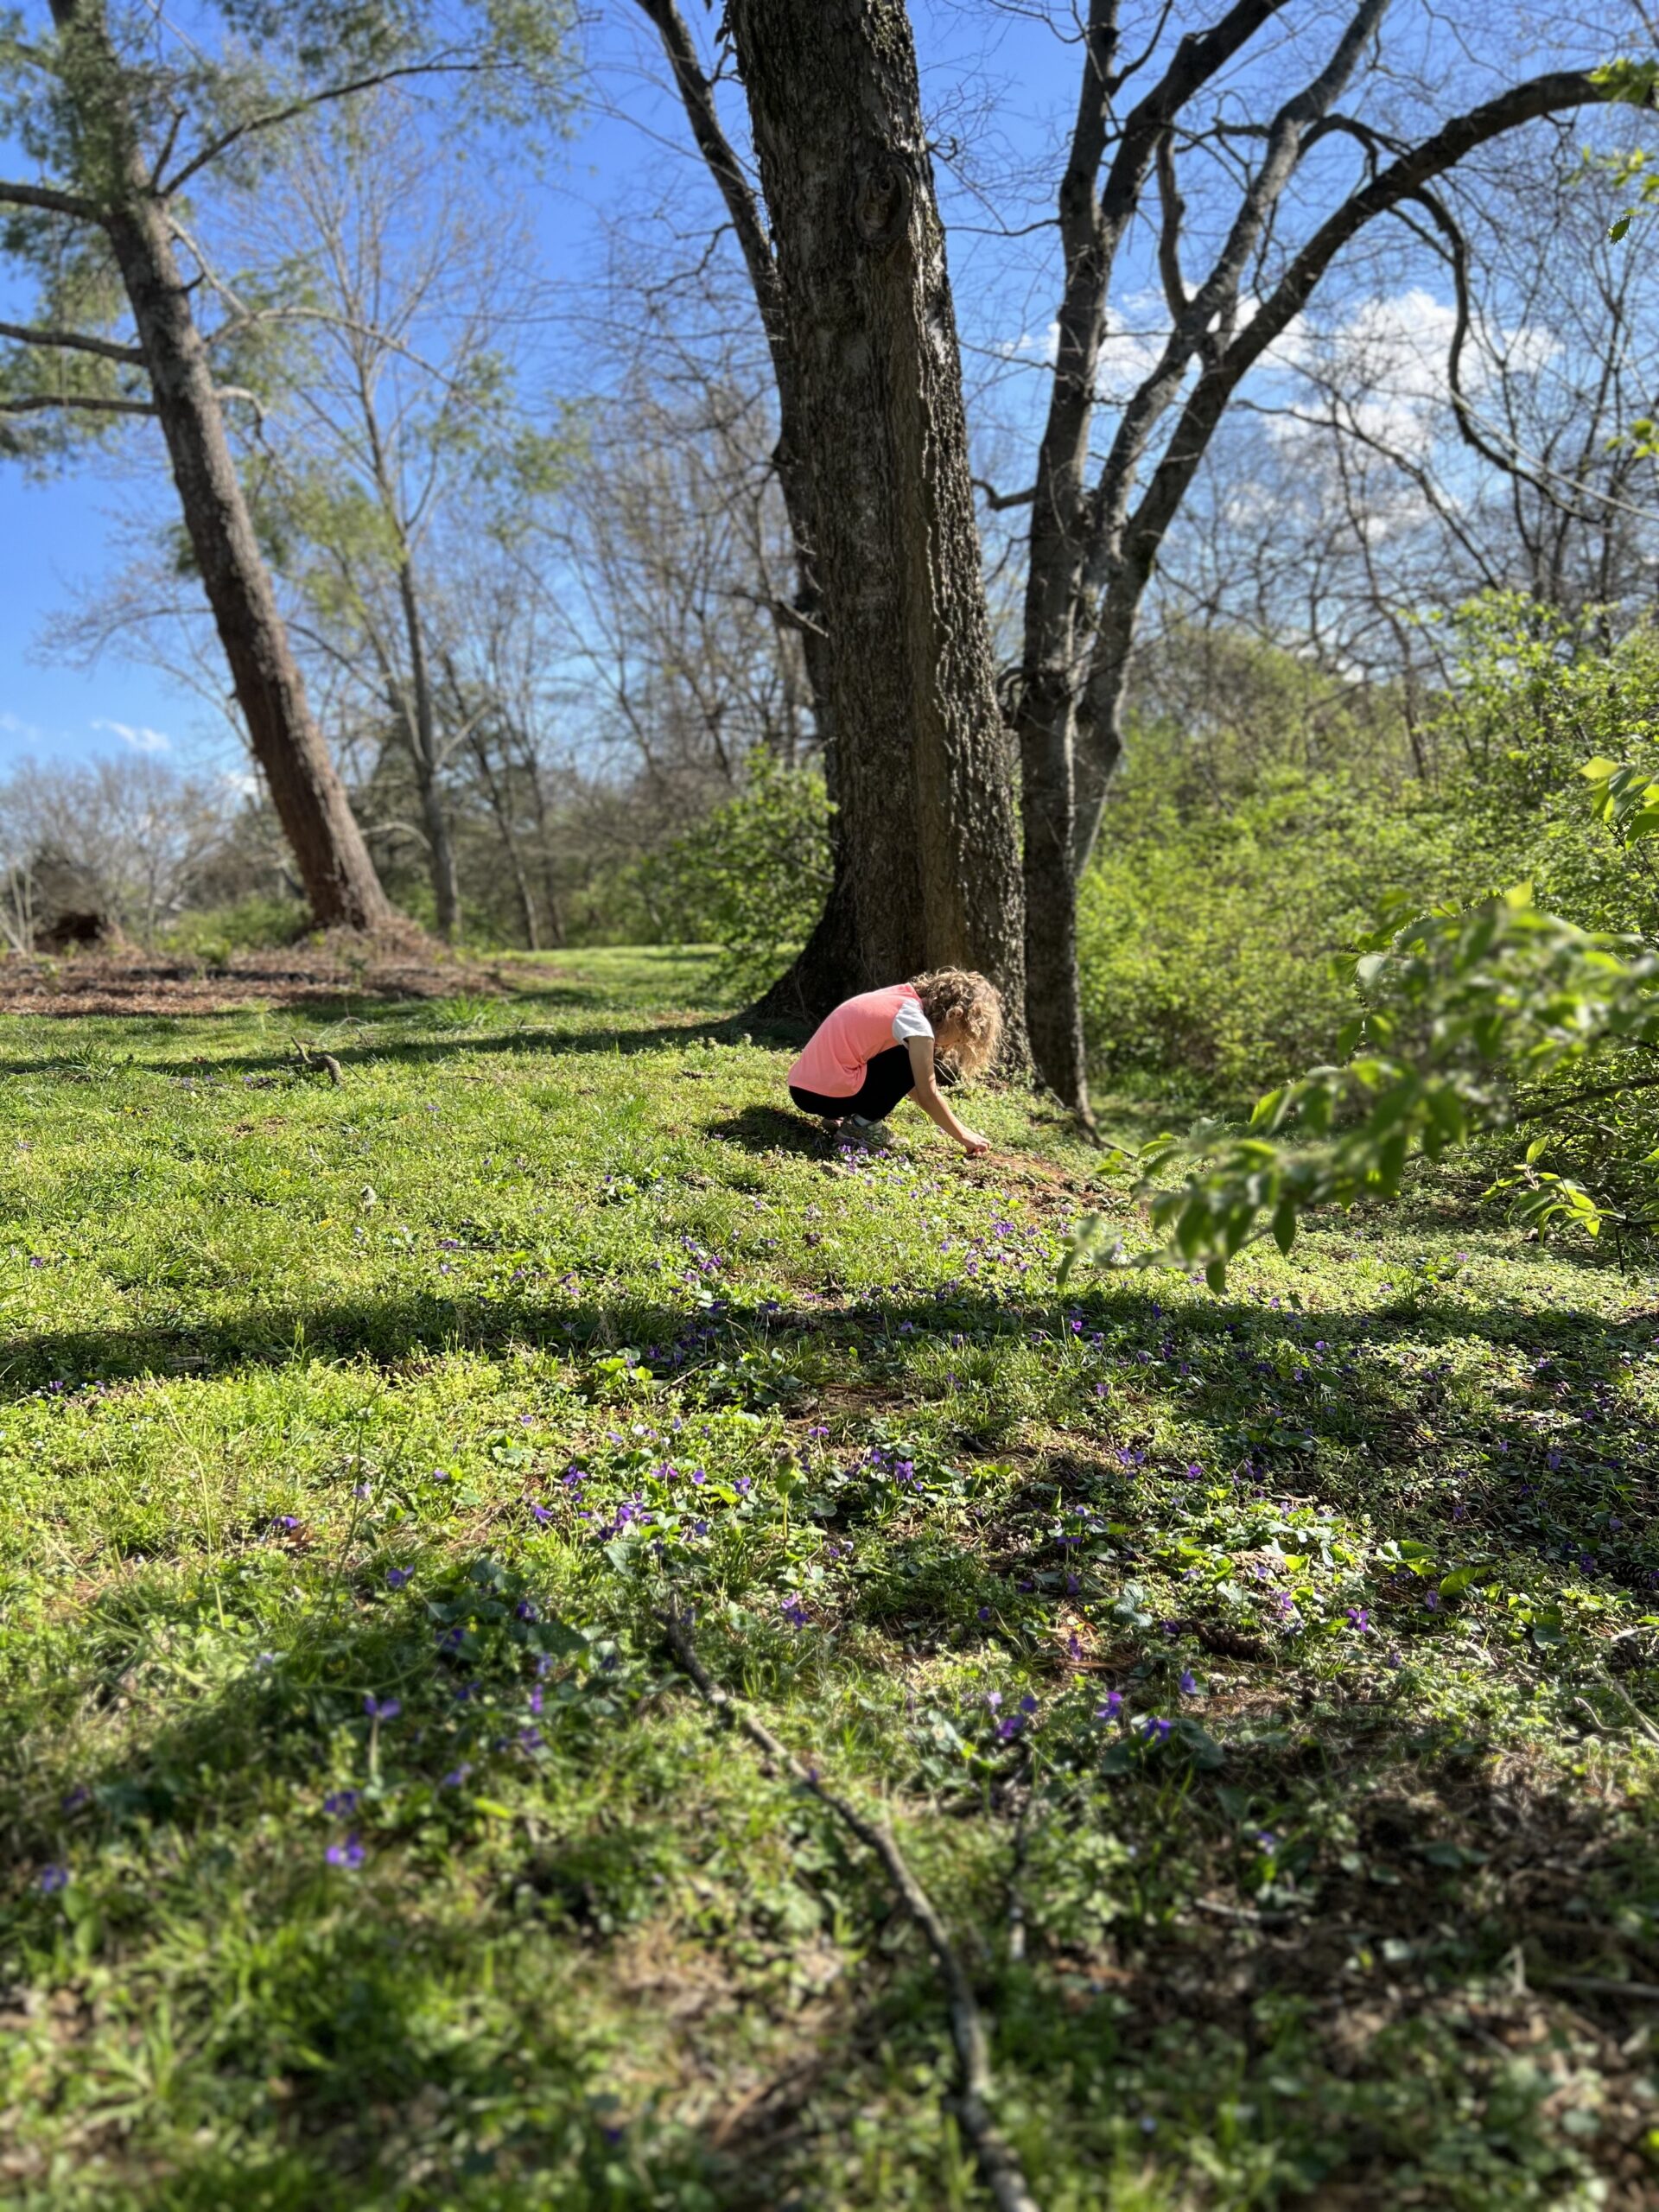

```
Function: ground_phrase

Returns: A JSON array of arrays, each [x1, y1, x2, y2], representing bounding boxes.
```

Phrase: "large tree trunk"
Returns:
[[727, 0, 1025, 1035], [49, 0, 391, 932]]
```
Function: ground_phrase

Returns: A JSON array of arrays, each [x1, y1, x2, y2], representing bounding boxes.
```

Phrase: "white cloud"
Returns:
[[992, 320, 1062, 363], [0, 711, 42, 743], [92, 719, 173, 754], [992, 305, 1171, 397], [1262, 286, 1559, 454], [219, 770, 259, 798]]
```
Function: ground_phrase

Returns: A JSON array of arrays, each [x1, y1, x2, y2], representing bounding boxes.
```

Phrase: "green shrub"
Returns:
[[644, 750, 832, 998], [1078, 765, 1463, 1100], [1423, 594, 1659, 938], [162, 895, 310, 958], [1080, 603, 1659, 1103]]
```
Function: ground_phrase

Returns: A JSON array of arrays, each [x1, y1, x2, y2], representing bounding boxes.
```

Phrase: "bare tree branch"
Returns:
[[0, 176, 102, 222], [973, 475, 1037, 509], [663, 1609, 1041, 2212], [626, 0, 783, 348], [149, 108, 187, 193], [1090, 0, 1392, 582], [160, 58, 483, 198], [0, 318, 144, 365], [1078, 67, 1618, 823], [0, 391, 154, 417], [1154, 128, 1189, 321], [630, 0, 834, 773]]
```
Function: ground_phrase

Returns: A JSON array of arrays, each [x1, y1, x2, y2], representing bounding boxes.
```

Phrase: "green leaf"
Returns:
[[1438, 1567, 1482, 1598]]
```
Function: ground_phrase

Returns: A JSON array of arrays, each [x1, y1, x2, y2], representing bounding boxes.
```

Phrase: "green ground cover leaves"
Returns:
[[0, 948, 1655, 2209]]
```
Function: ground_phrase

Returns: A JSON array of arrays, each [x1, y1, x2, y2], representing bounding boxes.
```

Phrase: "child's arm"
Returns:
[[905, 1037, 988, 1154]]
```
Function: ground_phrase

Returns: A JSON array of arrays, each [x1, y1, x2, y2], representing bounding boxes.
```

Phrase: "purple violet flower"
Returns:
[[326, 1834, 365, 1869]]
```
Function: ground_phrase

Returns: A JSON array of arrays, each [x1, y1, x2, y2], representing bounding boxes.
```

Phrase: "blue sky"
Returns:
[[0, 2, 1141, 778], [0, 1, 1624, 778]]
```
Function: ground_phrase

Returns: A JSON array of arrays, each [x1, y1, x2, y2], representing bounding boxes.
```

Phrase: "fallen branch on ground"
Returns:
[[660, 1606, 1041, 2212]]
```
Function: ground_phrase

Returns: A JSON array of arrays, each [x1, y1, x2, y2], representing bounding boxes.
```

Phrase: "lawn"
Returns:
[[0, 946, 1655, 2209]]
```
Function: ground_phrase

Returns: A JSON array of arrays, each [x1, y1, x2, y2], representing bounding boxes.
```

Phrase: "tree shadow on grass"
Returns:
[[11, 1523, 1657, 2210], [10, 1269, 1657, 1605], [0, 1015, 764, 1085], [3, 1541, 878, 2212], [9, 1270, 1656, 1409]]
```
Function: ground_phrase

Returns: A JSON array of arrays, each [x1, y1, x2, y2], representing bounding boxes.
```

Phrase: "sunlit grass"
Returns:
[[0, 949, 1654, 2209]]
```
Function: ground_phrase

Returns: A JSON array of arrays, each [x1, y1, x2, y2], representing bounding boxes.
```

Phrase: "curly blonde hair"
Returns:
[[912, 968, 1004, 1081]]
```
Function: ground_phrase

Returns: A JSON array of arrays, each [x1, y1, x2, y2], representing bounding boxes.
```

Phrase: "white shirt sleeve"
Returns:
[[891, 999, 934, 1046]]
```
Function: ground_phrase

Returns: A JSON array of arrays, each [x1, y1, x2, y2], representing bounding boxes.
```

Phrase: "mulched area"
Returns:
[[0, 937, 492, 1019]]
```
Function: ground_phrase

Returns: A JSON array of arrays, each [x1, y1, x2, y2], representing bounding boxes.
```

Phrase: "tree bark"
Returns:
[[726, 0, 1025, 1039], [393, 556, 461, 939], [106, 196, 392, 929]]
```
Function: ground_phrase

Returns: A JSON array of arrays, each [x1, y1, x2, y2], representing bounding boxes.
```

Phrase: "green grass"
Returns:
[[1, 945, 1655, 2209]]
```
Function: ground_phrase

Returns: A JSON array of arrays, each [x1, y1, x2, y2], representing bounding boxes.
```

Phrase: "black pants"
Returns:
[[789, 1046, 915, 1123]]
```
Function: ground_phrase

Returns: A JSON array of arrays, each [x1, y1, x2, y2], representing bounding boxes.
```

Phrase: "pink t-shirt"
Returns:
[[788, 984, 932, 1098]]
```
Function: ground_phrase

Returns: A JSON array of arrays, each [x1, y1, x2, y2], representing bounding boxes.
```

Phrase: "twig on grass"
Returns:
[[1007, 1792, 1032, 1966], [290, 1039, 346, 1085], [1599, 1675, 1659, 1749], [660, 1606, 1042, 2212], [1538, 1973, 1659, 2004]]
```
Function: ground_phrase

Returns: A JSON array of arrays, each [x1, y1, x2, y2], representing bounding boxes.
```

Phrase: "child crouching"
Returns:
[[786, 969, 1001, 1156]]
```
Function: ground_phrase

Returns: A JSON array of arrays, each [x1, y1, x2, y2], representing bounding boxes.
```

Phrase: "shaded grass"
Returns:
[[0, 946, 1655, 2209]]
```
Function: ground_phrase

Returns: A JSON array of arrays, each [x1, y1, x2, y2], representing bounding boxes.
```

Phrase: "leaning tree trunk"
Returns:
[[49, 0, 391, 933], [107, 200, 392, 930], [727, 0, 1025, 1036]]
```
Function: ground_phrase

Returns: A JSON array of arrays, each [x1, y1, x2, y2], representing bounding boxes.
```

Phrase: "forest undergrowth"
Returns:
[[0, 949, 1655, 2210]]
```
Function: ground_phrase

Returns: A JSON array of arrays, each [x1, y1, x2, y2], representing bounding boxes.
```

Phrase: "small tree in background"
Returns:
[[0, 752, 233, 947]]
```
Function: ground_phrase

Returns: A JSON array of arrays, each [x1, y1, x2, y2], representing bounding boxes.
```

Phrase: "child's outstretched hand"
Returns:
[[958, 1129, 990, 1157]]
